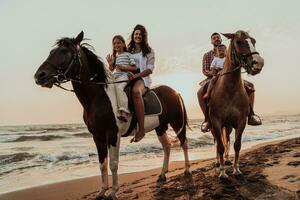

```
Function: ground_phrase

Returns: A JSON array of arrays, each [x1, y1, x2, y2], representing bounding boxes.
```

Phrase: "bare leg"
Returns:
[[131, 80, 147, 142], [157, 133, 171, 182]]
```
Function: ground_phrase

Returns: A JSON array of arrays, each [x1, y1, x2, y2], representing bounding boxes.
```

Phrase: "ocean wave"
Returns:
[[188, 137, 214, 148], [120, 143, 163, 155], [72, 132, 91, 138], [0, 153, 36, 165], [0, 164, 43, 176], [38, 152, 97, 163], [7, 135, 66, 142], [25, 127, 78, 132], [0, 130, 47, 136]]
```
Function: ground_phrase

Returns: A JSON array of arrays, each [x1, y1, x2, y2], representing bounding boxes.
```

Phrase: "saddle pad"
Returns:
[[143, 90, 162, 116]]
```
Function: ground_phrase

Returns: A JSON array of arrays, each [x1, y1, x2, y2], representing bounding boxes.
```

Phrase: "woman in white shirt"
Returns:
[[127, 24, 155, 142]]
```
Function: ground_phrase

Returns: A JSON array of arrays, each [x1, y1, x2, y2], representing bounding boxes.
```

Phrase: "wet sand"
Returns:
[[0, 137, 299, 200]]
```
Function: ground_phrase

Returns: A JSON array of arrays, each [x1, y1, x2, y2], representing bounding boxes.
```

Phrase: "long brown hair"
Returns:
[[111, 35, 127, 68], [128, 24, 151, 57]]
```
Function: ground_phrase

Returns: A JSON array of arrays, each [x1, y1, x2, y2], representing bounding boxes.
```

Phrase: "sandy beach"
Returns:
[[0, 137, 299, 200]]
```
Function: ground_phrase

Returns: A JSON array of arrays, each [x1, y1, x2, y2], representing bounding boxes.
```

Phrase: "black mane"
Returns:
[[81, 45, 107, 83]]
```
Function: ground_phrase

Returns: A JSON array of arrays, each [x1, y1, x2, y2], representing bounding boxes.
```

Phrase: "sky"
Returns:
[[0, 0, 300, 125]]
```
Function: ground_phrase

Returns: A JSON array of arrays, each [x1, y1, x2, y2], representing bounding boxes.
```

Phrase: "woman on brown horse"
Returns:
[[208, 31, 264, 178], [34, 31, 190, 199]]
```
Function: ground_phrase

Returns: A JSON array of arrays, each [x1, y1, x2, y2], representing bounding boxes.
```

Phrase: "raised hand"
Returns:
[[106, 54, 115, 70]]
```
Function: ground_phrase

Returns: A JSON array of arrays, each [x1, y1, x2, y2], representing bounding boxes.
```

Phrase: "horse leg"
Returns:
[[108, 135, 121, 199], [212, 125, 228, 178], [98, 158, 108, 198], [157, 133, 171, 182], [181, 139, 191, 176], [222, 127, 232, 166], [214, 139, 220, 168], [210, 130, 219, 168], [233, 123, 246, 175], [93, 139, 109, 199], [170, 94, 191, 176]]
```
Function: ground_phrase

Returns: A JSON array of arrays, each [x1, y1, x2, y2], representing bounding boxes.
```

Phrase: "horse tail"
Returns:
[[175, 93, 188, 146]]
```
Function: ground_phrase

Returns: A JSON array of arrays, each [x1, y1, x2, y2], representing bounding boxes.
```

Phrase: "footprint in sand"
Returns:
[[287, 161, 300, 167]]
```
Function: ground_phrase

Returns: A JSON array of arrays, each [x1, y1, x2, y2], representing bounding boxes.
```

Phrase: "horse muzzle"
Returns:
[[34, 70, 55, 88], [251, 54, 264, 75]]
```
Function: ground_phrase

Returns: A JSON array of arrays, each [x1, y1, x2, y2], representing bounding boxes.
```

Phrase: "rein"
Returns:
[[48, 44, 130, 92], [216, 48, 259, 77], [54, 78, 130, 93]]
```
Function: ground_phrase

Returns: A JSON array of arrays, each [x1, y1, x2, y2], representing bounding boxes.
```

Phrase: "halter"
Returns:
[[45, 43, 129, 92], [216, 46, 259, 77]]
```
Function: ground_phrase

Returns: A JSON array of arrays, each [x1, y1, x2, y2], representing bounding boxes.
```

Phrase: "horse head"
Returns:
[[34, 31, 88, 88], [222, 31, 264, 75]]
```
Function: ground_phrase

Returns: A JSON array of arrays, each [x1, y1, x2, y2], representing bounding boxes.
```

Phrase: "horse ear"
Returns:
[[221, 33, 235, 39], [75, 31, 84, 44]]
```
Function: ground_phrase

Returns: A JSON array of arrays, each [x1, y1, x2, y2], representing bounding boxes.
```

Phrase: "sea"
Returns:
[[0, 113, 300, 194]]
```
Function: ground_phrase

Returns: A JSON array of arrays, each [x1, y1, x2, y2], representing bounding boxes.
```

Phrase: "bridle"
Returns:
[[44, 43, 128, 92], [217, 40, 260, 77]]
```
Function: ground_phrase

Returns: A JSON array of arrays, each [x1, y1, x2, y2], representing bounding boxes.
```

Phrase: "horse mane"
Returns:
[[80, 45, 108, 84], [55, 37, 108, 84]]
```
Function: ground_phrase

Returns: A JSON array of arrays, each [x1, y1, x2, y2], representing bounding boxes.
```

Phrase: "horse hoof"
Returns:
[[106, 195, 118, 200], [184, 170, 192, 178], [233, 169, 243, 176], [95, 194, 106, 200], [218, 173, 229, 179], [225, 160, 232, 166], [157, 174, 166, 183]]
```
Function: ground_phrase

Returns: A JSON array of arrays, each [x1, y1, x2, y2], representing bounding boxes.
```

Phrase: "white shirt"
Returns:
[[131, 50, 155, 88], [210, 57, 225, 69]]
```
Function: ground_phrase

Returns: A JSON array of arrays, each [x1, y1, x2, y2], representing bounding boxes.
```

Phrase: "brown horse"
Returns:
[[208, 31, 264, 178], [34, 31, 190, 199]]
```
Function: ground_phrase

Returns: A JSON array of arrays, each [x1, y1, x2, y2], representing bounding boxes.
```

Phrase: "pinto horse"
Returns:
[[208, 31, 264, 178], [34, 31, 190, 199]]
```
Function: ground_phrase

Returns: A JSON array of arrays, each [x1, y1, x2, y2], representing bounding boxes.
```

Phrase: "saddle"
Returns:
[[124, 83, 162, 116], [122, 81, 162, 137]]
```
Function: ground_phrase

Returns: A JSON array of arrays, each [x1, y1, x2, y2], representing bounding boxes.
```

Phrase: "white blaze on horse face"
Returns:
[[246, 38, 256, 53], [246, 38, 264, 71]]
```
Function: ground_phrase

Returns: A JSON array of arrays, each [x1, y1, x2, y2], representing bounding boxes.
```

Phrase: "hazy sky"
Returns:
[[0, 0, 299, 125]]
